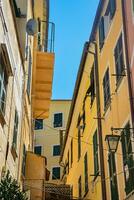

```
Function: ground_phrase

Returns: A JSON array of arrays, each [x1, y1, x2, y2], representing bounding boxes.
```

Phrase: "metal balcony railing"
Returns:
[[37, 19, 55, 53]]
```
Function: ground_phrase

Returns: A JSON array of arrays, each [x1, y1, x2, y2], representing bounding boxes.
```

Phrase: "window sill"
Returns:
[[91, 171, 100, 182], [11, 145, 18, 161]]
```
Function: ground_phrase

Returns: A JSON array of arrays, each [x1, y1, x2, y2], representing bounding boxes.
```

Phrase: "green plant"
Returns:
[[0, 171, 28, 200]]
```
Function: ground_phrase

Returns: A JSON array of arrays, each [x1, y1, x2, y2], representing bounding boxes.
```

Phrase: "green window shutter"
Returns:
[[121, 123, 134, 195], [22, 144, 26, 176], [93, 131, 99, 175], [12, 110, 19, 149], [71, 140, 73, 165], [99, 17, 105, 49], [110, 0, 116, 19], [108, 153, 119, 200], [84, 153, 88, 194], [78, 176, 82, 198], [78, 129, 81, 160], [133, 0, 134, 13]]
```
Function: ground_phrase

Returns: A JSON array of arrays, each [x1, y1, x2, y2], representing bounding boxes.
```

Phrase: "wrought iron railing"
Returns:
[[37, 19, 55, 53]]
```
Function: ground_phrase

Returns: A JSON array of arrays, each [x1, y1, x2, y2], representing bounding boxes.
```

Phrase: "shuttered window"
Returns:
[[132, 0, 134, 13], [53, 113, 63, 128], [52, 167, 60, 180], [78, 176, 82, 198], [22, 144, 26, 176], [114, 34, 125, 84], [34, 119, 43, 130], [78, 129, 81, 160], [84, 153, 88, 194], [12, 110, 19, 150], [109, 0, 116, 19], [103, 68, 111, 109], [121, 123, 134, 195], [27, 48, 32, 97], [93, 131, 99, 176], [108, 153, 119, 200], [99, 17, 105, 49], [53, 145, 60, 156], [34, 146, 42, 156], [71, 139, 73, 166]]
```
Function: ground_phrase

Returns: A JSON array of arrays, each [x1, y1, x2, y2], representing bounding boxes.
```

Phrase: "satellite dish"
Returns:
[[26, 19, 38, 36]]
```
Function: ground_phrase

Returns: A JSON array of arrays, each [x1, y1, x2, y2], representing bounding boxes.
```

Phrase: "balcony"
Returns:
[[32, 21, 55, 119]]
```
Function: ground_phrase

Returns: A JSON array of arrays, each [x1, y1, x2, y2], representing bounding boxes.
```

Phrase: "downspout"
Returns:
[[93, 41, 107, 200], [121, 0, 134, 128]]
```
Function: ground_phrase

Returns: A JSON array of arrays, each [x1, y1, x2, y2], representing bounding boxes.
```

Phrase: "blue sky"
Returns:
[[50, 0, 99, 99]]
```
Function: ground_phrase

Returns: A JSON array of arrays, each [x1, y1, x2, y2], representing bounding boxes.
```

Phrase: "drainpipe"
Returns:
[[121, 0, 134, 128], [93, 41, 107, 200]]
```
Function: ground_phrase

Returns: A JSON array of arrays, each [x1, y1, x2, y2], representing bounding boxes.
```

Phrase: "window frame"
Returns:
[[34, 145, 42, 156], [34, 119, 44, 130], [84, 152, 89, 195], [53, 112, 63, 128], [53, 145, 61, 156], [93, 130, 99, 177], [103, 68, 111, 110], [12, 110, 19, 150], [121, 122, 134, 195], [108, 152, 119, 200], [78, 176, 82, 198], [52, 167, 61, 180], [114, 34, 125, 86]]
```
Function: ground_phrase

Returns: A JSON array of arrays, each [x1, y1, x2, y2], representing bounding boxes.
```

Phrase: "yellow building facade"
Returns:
[[34, 100, 71, 182], [60, 0, 134, 200]]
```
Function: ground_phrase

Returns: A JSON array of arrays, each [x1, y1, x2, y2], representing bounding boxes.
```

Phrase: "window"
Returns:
[[78, 176, 82, 198], [78, 129, 81, 160], [99, 0, 116, 49], [87, 65, 95, 106], [114, 34, 125, 84], [0, 45, 11, 117], [12, 110, 19, 150], [52, 167, 60, 180], [84, 153, 88, 194], [103, 68, 111, 109], [22, 144, 26, 176], [53, 145, 60, 156], [108, 153, 119, 200], [132, 0, 134, 14], [53, 113, 63, 128], [34, 119, 43, 130], [34, 146, 42, 156], [27, 48, 32, 97], [71, 140, 73, 166], [12, 0, 22, 17], [99, 17, 105, 49], [121, 123, 134, 195], [93, 130, 99, 176]]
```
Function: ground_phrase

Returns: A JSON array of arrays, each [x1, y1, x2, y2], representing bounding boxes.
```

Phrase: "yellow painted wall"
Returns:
[[61, 51, 102, 199], [61, 0, 132, 200], [96, 0, 131, 199], [35, 100, 71, 182]]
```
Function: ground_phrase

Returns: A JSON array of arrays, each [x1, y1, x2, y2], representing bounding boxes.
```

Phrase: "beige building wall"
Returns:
[[0, 0, 33, 182], [34, 100, 71, 182]]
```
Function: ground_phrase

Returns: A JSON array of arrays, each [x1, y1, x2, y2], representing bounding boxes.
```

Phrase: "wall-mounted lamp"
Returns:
[[105, 134, 120, 153]]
